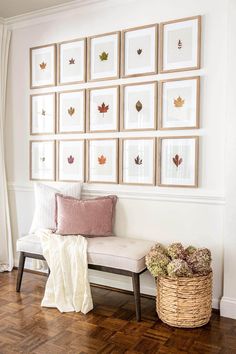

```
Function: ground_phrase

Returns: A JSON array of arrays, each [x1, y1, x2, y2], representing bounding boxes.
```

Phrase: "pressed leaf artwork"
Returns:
[[99, 51, 109, 61], [67, 107, 75, 116], [134, 155, 143, 165], [98, 102, 109, 117], [172, 154, 183, 167], [98, 154, 106, 165], [41, 109, 46, 116], [137, 48, 142, 55], [67, 155, 74, 164], [69, 58, 75, 65], [39, 62, 47, 70], [178, 40, 182, 49], [174, 96, 185, 108], [40, 157, 46, 162], [135, 100, 143, 112]]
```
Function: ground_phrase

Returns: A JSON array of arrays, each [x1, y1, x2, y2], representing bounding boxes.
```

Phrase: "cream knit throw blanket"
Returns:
[[37, 229, 93, 314]]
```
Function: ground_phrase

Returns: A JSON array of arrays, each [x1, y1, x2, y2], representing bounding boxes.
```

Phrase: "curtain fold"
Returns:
[[0, 23, 13, 272]]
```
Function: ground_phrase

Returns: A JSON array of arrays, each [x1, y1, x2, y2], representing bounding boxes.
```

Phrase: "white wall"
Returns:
[[5, 0, 228, 308], [220, 0, 236, 319]]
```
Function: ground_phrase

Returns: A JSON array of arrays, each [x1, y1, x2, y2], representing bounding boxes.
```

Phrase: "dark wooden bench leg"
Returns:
[[132, 272, 141, 322], [16, 252, 26, 292]]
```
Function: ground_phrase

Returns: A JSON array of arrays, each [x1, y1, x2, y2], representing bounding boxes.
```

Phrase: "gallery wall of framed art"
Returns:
[[29, 15, 202, 188]]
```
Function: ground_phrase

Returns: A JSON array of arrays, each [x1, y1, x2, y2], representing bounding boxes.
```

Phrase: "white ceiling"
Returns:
[[0, 0, 75, 18]]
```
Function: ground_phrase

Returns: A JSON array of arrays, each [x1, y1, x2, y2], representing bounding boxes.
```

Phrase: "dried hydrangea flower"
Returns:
[[149, 243, 168, 255], [185, 245, 197, 256], [146, 261, 168, 277], [145, 250, 170, 278], [186, 248, 211, 275], [167, 243, 185, 260], [167, 259, 193, 278]]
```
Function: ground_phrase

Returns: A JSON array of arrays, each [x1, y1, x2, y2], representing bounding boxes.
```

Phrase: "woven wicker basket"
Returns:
[[156, 272, 212, 328]]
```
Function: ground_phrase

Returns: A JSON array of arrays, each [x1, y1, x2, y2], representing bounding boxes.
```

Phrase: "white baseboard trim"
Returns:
[[88, 271, 156, 297], [14, 258, 219, 309], [220, 296, 236, 319], [89, 272, 220, 309]]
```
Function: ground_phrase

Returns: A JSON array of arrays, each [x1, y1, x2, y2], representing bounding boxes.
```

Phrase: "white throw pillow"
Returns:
[[29, 182, 82, 233]]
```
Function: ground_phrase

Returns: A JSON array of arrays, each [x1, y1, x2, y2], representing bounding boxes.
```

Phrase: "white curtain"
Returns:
[[0, 23, 13, 272]]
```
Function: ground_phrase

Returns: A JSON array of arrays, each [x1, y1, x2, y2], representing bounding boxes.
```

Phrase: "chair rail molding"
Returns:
[[7, 182, 225, 205]]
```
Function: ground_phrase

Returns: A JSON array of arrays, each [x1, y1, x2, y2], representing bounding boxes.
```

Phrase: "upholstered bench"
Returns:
[[16, 234, 155, 321]]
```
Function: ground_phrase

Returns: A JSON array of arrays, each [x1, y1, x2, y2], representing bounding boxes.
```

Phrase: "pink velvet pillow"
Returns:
[[55, 194, 117, 236]]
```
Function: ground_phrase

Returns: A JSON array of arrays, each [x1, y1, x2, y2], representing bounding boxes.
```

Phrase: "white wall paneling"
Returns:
[[5, 0, 229, 312]]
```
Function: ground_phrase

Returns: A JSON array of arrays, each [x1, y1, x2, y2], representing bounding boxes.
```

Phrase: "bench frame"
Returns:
[[16, 251, 147, 321]]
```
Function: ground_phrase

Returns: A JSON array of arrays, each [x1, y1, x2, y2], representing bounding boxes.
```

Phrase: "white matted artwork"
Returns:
[[159, 137, 198, 187], [88, 86, 119, 132], [88, 139, 118, 183], [121, 82, 157, 131], [30, 44, 56, 88], [160, 16, 201, 73], [122, 24, 157, 77], [58, 90, 85, 134], [121, 138, 155, 185], [30, 141, 55, 181], [88, 31, 120, 81], [30, 93, 56, 135], [58, 140, 85, 182], [59, 38, 86, 84], [159, 77, 200, 129]]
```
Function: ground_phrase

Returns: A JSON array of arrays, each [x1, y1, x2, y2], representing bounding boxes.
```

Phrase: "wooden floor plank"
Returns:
[[0, 270, 235, 354]]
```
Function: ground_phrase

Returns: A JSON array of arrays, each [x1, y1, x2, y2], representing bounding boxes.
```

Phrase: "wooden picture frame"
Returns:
[[86, 85, 119, 133], [119, 137, 156, 186], [159, 16, 201, 73], [57, 89, 86, 134], [30, 44, 57, 89], [87, 138, 119, 184], [158, 76, 200, 130], [157, 136, 199, 188], [120, 81, 157, 131], [87, 31, 120, 82], [58, 37, 86, 85], [30, 140, 56, 181], [121, 24, 158, 78], [57, 139, 85, 182], [30, 92, 56, 135]]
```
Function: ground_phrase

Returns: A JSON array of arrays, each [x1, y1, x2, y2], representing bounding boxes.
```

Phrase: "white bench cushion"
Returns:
[[16, 234, 155, 273]]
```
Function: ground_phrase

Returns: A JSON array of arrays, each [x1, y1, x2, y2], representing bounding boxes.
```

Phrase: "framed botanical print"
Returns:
[[30, 93, 56, 135], [87, 31, 120, 81], [159, 77, 200, 130], [158, 136, 199, 187], [121, 81, 157, 131], [30, 140, 55, 181], [121, 24, 158, 78], [87, 139, 118, 183], [58, 90, 85, 134], [159, 16, 201, 73], [58, 38, 86, 85], [30, 44, 56, 89], [87, 86, 119, 132], [58, 140, 85, 182], [120, 138, 155, 185]]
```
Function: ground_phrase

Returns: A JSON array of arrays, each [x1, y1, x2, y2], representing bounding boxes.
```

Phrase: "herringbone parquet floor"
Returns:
[[0, 270, 235, 354]]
